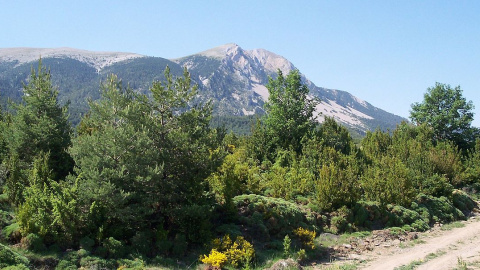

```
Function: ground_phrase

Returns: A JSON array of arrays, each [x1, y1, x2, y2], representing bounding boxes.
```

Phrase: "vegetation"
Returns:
[[0, 62, 479, 269]]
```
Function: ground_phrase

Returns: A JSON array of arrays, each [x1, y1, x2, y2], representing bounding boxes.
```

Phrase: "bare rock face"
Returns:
[[175, 43, 405, 133]]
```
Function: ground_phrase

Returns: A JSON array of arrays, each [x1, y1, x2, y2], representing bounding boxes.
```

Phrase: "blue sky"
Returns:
[[1, 1, 479, 126]]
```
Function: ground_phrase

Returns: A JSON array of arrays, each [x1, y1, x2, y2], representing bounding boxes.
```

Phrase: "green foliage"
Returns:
[[3, 59, 73, 181], [79, 236, 95, 252], [410, 82, 477, 151], [55, 259, 78, 270], [315, 156, 361, 211], [22, 233, 46, 252], [16, 154, 80, 247], [385, 205, 429, 232], [170, 204, 212, 244], [207, 148, 260, 208], [205, 234, 255, 268], [71, 68, 223, 243], [318, 117, 354, 155], [452, 189, 476, 213], [0, 243, 29, 268], [103, 237, 125, 259], [293, 227, 316, 250], [233, 194, 312, 239], [2, 222, 20, 243], [361, 155, 415, 207], [413, 193, 465, 224], [283, 235, 291, 258], [79, 256, 115, 269], [253, 69, 319, 161]]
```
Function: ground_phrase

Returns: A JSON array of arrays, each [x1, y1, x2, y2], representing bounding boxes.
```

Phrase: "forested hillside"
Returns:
[[0, 45, 407, 133], [0, 62, 479, 269]]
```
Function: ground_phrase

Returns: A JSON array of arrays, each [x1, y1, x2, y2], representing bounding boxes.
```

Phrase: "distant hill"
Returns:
[[0, 45, 406, 133]]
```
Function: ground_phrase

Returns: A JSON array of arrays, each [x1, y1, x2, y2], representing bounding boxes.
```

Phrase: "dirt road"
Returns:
[[360, 217, 480, 270]]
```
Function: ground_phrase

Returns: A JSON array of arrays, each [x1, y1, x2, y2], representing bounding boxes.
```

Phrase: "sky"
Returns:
[[1, 1, 480, 126]]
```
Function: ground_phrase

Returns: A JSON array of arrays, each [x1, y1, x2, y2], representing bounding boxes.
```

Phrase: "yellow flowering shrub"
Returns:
[[200, 249, 228, 268], [201, 235, 255, 268], [293, 227, 316, 250]]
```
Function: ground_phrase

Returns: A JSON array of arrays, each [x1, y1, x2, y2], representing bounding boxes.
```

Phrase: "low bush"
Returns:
[[0, 243, 29, 268], [202, 234, 255, 268], [386, 204, 429, 231], [293, 227, 316, 250], [21, 233, 46, 252], [452, 189, 476, 213], [233, 194, 313, 239], [55, 259, 77, 270], [413, 193, 465, 224], [2, 222, 21, 243]]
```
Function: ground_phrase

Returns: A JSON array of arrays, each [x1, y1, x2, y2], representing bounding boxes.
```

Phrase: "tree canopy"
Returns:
[[410, 82, 477, 150]]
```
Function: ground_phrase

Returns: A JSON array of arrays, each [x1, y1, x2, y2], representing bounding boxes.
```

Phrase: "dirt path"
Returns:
[[358, 217, 480, 270]]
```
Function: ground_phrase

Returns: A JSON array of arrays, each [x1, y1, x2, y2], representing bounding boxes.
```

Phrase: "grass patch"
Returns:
[[454, 257, 468, 270], [394, 249, 446, 270], [316, 231, 371, 248], [441, 221, 465, 231]]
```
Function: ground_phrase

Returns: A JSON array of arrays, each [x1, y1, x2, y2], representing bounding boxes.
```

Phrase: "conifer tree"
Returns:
[[4, 60, 73, 181]]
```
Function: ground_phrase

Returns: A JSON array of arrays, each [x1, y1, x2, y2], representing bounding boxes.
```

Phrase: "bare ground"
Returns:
[[315, 213, 480, 270]]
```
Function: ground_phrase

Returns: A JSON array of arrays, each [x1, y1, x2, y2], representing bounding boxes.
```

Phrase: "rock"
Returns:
[[349, 254, 364, 260], [268, 259, 302, 270], [343, 244, 352, 249]]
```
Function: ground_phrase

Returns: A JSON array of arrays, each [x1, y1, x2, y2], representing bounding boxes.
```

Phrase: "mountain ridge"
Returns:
[[0, 44, 406, 133]]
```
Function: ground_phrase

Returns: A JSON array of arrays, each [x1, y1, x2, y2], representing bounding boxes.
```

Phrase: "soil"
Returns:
[[315, 210, 480, 270]]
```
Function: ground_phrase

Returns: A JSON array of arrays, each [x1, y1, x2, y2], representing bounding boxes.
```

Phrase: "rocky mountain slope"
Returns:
[[0, 44, 406, 133]]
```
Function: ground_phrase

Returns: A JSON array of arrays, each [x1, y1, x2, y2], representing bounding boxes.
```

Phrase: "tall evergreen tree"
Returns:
[[4, 60, 73, 181], [71, 68, 223, 243]]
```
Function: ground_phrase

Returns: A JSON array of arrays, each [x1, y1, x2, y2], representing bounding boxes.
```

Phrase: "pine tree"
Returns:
[[5, 59, 73, 180]]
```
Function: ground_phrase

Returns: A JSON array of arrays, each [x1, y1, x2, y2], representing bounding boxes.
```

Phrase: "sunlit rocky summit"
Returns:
[[0, 44, 405, 133]]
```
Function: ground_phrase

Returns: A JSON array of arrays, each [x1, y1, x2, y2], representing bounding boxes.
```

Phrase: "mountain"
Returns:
[[0, 44, 406, 133]]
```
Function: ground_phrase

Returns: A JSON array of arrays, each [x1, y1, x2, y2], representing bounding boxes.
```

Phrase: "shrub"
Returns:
[[283, 235, 291, 258], [452, 190, 476, 213], [352, 201, 383, 229], [55, 259, 77, 270], [386, 205, 429, 232], [21, 233, 46, 252], [116, 258, 145, 269], [79, 236, 95, 251], [2, 265, 29, 270], [2, 222, 21, 243], [103, 237, 125, 259], [79, 256, 114, 269], [415, 174, 453, 197], [200, 249, 228, 268], [414, 194, 465, 223], [295, 249, 307, 262], [171, 204, 212, 244], [131, 231, 153, 256], [171, 234, 188, 257], [204, 234, 255, 268], [293, 227, 316, 250], [330, 206, 353, 234], [0, 243, 29, 268], [224, 236, 255, 267], [233, 194, 310, 238]]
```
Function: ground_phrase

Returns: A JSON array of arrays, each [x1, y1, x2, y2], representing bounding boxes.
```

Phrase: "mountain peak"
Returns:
[[246, 48, 295, 75], [196, 43, 242, 59]]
